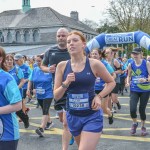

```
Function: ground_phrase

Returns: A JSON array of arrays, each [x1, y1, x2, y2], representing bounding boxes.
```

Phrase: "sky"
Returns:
[[0, 0, 110, 23]]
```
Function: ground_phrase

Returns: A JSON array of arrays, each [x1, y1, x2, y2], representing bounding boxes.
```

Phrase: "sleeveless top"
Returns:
[[110, 59, 121, 83], [130, 59, 150, 92], [63, 57, 97, 116]]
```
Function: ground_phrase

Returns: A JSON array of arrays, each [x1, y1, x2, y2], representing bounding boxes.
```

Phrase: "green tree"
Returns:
[[96, 23, 121, 33], [107, 0, 150, 33], [81, 19, 98, 30]]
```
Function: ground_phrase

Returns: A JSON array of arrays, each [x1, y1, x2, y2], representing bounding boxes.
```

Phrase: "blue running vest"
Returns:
[[63, 57, 97, 116], [130, 59, 150, 92]]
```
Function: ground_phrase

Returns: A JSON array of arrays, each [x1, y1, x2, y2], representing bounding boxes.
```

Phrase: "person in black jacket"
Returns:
[[40, 28, 72, 149]]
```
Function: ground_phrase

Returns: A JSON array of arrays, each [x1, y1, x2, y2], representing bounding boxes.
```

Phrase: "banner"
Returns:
[[85, 31, 150, 53]]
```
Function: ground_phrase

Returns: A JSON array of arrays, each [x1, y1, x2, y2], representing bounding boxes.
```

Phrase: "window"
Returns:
[[24, 30, 30, 43], [0, 32, 4, 43], [16, 31, 21, 42], [7, 31, 12, 43], [33, 30, 39, 42], [24, 0, 28, 5]]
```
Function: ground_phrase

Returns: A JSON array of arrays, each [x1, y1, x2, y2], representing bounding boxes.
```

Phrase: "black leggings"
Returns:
[[0, 140, 18, 150], [38, 98, 53, 115], [130, 91, 150, 121]]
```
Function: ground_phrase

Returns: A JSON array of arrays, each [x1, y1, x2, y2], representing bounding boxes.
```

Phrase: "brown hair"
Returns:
[[36, 54, 43, 60], [68, 30, 86, 43], [91, 48, 102, 55], [6, 54, 14, 60], [0, 47, 8, 71], [68, 31, 86, 56]]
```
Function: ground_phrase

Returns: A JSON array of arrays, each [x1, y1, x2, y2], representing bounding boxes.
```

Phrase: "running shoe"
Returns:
[[35, 128, 44, 137], [112, 106, 117, 113], [23, 115, 29, 128], [130, 122, 138, 135], [108, 114, 113, 125], [116, 102, 121, 110], [45, 122, 54, 130], [69, 136, 74, 145], [141, 127, 148, 136]]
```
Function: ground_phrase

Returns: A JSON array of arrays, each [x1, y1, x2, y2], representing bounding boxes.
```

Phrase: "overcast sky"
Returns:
[[0, 0, 110, 23]]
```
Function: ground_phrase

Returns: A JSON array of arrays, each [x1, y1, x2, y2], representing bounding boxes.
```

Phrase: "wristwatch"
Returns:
[[146, 78, 149, 82], [61, 83, 69, 88]]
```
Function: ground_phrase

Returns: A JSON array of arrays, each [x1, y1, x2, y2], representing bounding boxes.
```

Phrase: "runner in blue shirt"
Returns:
[[0, 47, 22, 150], [90, 48, 115, 124], [5, 54, 29, 128], [14, 53, 32, 115], [27, 55, 53, 137]]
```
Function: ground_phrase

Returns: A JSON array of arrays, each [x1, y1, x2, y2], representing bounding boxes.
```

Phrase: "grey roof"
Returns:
[[0, 7, 97, 34], [3, 44, 53, 55]]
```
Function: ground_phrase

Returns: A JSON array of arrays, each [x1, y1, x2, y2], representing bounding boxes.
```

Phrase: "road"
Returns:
[[18, 93, 150, 150]]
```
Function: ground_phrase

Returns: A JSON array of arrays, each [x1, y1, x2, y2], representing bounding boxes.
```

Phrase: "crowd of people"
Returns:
[[0, 27, 150, 150]]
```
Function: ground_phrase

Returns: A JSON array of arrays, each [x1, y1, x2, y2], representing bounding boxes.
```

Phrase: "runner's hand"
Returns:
[[92, 95, 101, 110], [49, 64, 56, 73], [64, 72, 75, 86]]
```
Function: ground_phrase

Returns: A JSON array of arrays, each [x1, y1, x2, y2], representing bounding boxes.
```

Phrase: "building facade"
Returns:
[[0, 0, 98, 54]]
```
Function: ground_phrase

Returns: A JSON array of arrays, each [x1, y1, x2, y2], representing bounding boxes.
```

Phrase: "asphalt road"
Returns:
[[18, 92, 150, 150]]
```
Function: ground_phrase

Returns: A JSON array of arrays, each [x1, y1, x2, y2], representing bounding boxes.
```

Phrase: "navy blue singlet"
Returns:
[[63, 57, 97, 116]]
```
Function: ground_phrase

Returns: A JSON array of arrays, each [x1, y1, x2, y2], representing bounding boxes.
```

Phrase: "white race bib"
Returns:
[[68, 93, 90, 111]]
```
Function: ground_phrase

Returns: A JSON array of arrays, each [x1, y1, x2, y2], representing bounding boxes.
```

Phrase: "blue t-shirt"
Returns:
[[18, 64, 32, 89], [29, 66, 53, 99], [0, 69, 22, 141], [8, 66, 24, 85]]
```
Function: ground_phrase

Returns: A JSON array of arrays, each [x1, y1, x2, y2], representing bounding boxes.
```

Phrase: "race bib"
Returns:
[[36, 87, 45, 95], [68, 93, 90, 111], [132, 75, 145, 84], [95, 77, 100, 84]]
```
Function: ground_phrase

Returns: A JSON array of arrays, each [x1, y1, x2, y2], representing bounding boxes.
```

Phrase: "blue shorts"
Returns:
[[66, 109, 103, 137]]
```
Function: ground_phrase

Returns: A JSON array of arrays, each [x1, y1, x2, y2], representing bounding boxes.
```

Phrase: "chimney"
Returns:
[[70, 11, 79, 21]]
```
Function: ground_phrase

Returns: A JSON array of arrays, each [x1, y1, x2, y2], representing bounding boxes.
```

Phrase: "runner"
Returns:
[[5, 54, 29, 128], [54, 31, 115, 149], [104, 47, 122, 112], [126, 47, 150, 136], [90, 48, 115, 124], [40, 28, 73, 149], [14, 53, 32, 114], [27, 55, 53, 137], [0, 47, 22, 150]]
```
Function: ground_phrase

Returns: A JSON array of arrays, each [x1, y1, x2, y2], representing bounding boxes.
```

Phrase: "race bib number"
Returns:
[[132, 75, 144, 84], [68, 93, 90, 110], [36, 87, 45, 95]]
